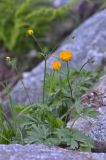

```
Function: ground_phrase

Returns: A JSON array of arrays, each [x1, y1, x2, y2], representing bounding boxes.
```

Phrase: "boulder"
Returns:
[[67, 106, 106, 152], [3, 9, 106, 107], [67, 75, 106, 152], [53, 0, 69, 7], [0, 144, 106, 160]]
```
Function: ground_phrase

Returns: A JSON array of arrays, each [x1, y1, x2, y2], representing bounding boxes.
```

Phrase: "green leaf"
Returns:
[[82, 108, 99, 118], [24, 124, 50, 144], [74, 100, 83, 114], [69, 139, 78, 149]]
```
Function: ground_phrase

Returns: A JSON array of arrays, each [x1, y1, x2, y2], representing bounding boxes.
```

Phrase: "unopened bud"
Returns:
[[6, 56, 11, 61]]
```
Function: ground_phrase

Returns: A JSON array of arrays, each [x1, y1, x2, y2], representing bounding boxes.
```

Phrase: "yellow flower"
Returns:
[[60, 50, 73, 62], [52, 61, 61, 71], [27, 29, 34, 35]]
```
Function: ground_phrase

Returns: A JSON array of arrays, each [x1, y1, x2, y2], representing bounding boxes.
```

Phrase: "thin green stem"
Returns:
[[43, 58, 47, 104], [49, 71, 55, 92], [15, 67, 32, 105], [79, 61, 88, 72], [0, 82, 13, 110], [66, 62, 73, 98], [2, 111, 15, 133], [32, 35, 43, 51], [31, 34, 47, 104], [0, 82, 18, 130], [80, 56, 94, 72], [70, 115, 82, 131], [0, 82, 23, 137], [0, 134, 11, 143], [70, 118, 78, 130]]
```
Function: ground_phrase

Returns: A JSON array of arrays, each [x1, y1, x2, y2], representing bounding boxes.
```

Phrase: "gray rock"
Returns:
[[67, 106, 106, 152], [53, 0, 69, 7], [0, 144, 106, 160], [3, 9, 106, 107], [67, 74, 106, 152], [80, 74, 106, 107]]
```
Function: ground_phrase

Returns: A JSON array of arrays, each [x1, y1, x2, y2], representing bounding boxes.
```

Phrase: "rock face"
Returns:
[[0, 144, 106, 160], [80, 75, 106, 108], [53, 0, 69, 7], [67, 74, 106, 152], [3, 9, 106, 107], [67, 106, 106, 152]]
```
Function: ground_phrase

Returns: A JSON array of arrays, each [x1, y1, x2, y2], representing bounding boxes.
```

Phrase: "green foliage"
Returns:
[[0, 32, 101, 150], [0, 104, 22, 144], [55, 128, 93, 150], [0, 62, 100, 151], [0, 101, 96, 150], [0, 0, 77, 53]]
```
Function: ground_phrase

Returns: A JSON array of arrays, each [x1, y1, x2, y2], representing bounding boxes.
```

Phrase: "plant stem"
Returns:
[[32, 35, 42, 51], [0, 82, 13, 109], [43, 57, 47, 104], [79, 61, 88, 72], [66, 62, 73, 98], [49, 71, 55, 92], [70, 118, 78, 130], [31, 34, 47, 104], [15, 67, 32, 105], [80, 56, 94, 72]]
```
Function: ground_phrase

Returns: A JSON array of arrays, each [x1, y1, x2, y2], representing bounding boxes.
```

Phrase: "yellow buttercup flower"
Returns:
[[60, 50, 73, 62], [52, 61, 61, 71], [27, 29, 34, 36]]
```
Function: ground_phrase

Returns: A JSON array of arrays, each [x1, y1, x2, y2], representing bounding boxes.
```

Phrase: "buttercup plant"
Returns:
[[60, 50, 73, 97], [51, 61, 61, 71], [60, 50, 73, 62], [0, 29, 100, 151], [27, 29, 34, 36], [27, 28, 49, 104], [25, 29, 99, 150], [6, 56, 32, 105]]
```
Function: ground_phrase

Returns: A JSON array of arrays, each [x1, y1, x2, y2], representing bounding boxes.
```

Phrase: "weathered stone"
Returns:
[[95, 75, 106, 94], [53, 0, 69, 7], [67, 74, 106, 152], [80, 74, 106, 108], [67, 75, 106, 152], [0, 144, 106, 160], [3, 9, 106, 107], [67, 106, 106, 152]]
